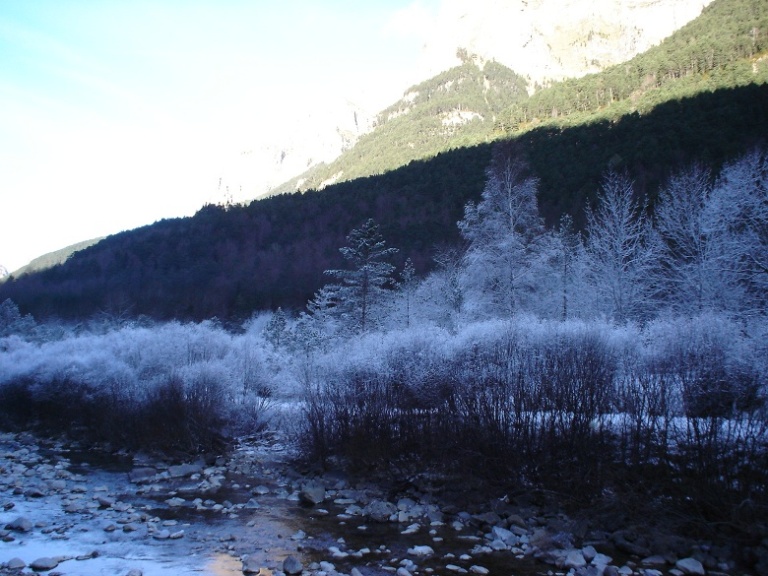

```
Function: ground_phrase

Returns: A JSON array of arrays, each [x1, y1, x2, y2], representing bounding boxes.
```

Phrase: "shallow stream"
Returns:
[[1, 435, 545, 576]]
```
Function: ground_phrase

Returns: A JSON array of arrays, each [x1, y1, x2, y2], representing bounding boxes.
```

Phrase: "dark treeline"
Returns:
[[2, 84, 768, 321]]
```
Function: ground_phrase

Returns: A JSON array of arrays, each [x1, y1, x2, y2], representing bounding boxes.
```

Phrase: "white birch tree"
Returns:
[[458, 145, 550, 318], [585, 171, 659, 323]]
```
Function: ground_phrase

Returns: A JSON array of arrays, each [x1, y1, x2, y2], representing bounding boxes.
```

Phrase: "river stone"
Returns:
[[6, 557, 25, 569], [492, 525, 518, 546], [470, 566, 490, 575], [676, 557, 706, 575], [471, 511, 502, 527], [642, 555, 669, 567], [126, 570, 144, 576], [283, 554, 303, 575], [129, 467, 157, 483], [582, 545, 598, 563], [30, 557, 59, 571], [6, 516, 33, 532], [300, 483, 325, 505], [565, 549, 587, 569], [241, 555, 261, 574], [408, 545, 435, 556], [364, 499, 397, 522], [168, 463, 203, 478]]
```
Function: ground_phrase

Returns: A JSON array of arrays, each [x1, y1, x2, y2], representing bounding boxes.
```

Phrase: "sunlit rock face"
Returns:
[[210, 98, 374, 205], [416, 0, 715, 89]]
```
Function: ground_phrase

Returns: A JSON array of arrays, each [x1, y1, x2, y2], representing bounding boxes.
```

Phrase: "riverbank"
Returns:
[[0, 431, 764, 576]]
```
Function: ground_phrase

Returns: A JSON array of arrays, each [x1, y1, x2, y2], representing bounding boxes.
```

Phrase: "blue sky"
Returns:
[[0, 0, 439, 272]]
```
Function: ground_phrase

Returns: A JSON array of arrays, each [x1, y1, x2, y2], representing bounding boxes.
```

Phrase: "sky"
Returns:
[[0, 0, 441, 273]]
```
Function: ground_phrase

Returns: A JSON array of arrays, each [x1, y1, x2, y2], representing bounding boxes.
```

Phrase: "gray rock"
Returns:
[[471, 511, 502, 527], [126, 570, 144, 576], [242, 555, 262, 574], [565, 550, 587, 569], [676, 557, 706, 575], [96, 495, 115, 508], [128, 467, 157, 483], [492, 525, 518, 546], [30, 557, 59, 571], [299, 483, 325, 506], [283, 555, 303, 575], [6, 516, 33, 532], [612, 530, 651, 557], [6, 557, 25, 569], [642, 555, 668, 568], [168, 463, 203, 478], [24, 486, 46, 497], [582, 545, 598, 563], [363, 500, 397, 522]]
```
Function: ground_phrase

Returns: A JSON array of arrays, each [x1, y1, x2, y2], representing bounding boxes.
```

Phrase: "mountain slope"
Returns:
[[274, 0, 767, 198], [3, 83, 767, 321], [274, 58, 528, 194], [2, 0, 766, 321]]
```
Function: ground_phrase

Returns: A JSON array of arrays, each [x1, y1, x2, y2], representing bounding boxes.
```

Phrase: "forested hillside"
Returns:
[[277, 0, 768, 196], [2, 83, 766, 321], [274, 56, 528, 194], [1, 0, 767, 321]]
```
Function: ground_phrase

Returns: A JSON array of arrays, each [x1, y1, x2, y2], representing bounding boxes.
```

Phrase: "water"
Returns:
[[1, 436, 547, 576]]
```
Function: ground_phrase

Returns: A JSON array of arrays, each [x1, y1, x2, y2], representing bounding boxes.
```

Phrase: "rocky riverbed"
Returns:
[[0, 431, 758, 576]]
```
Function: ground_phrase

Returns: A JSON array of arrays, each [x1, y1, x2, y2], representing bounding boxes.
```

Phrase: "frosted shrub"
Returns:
[[0, 319, 279, 452]]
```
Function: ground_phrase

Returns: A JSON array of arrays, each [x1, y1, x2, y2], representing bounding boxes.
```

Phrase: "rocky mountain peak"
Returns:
[[416, 0, 715, 89]]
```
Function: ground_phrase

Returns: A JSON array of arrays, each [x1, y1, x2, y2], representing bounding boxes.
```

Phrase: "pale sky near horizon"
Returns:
[[0, 0, 441, 273]]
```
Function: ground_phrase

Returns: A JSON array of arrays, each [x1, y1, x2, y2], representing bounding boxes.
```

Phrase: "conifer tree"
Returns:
[[323, 219, 399, 333]]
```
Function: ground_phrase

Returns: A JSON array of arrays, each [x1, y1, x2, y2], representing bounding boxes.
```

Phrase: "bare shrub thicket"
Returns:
[[300, 316, 768, 521]]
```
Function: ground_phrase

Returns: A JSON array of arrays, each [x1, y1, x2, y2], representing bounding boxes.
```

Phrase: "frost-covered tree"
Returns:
[[705, 147, 768, 315], [585, 172, 659, 323], [263, 307, 289, 348], [398, 258, 418, 328], [0, 298, 35, 338], [552, 214, 587, 320], [654, 163, 720, 314], [323, 218, 399, 333], [458, 145, 550, 317]]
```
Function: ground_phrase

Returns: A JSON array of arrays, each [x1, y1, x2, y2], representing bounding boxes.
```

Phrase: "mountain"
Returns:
[[209, 99, 375, 206], [416, 0, 715, 87], [273, 57, 528, 195], [7, 238, 104, 279], [217, 0, 715, 204], [1, 0, 766, 321]]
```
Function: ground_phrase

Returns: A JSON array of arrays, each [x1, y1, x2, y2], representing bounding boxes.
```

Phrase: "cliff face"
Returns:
[[415, 0, 715, 89]]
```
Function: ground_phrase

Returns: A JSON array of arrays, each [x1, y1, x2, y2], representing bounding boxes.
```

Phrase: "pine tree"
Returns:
[[323, 219, 399, 333]]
